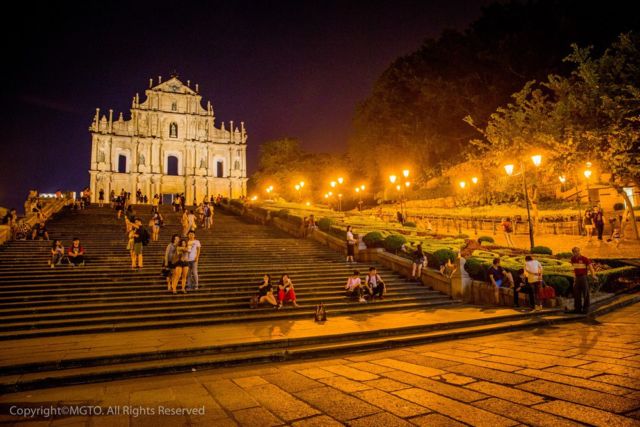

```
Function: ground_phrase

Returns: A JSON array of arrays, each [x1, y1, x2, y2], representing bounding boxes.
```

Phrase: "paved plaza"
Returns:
[[2, 303, 639, 426]]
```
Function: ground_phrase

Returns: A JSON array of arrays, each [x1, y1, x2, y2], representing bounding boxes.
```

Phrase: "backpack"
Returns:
[[249, 294, 260, 309], [140, 228, 150, 246], [204, 206, 211, 217], [314, 303, 327, 322]]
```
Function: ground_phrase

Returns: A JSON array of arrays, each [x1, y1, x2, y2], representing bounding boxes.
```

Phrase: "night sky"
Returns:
[[1, 0, 490, 211]]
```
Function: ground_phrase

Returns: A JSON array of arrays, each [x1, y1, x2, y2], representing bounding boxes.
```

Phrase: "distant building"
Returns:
[[88, 75, 247, 203]]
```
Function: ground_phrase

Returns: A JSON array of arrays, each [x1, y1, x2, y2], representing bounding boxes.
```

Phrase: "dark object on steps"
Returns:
[[249, 294, 260, 309], [315, 303, 327, 322]]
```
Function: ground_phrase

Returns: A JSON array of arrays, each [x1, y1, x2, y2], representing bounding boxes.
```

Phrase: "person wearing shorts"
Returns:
[[488, 258, 514, 304]]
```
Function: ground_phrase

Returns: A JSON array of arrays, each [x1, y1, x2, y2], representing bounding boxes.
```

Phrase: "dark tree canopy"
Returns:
[[348, 0, 640, 187]]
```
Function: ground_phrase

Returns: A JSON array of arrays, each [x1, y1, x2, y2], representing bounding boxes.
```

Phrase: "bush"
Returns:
[[230, 199, 245, 209], [318, 217, 333, 231], [531, 246, 553, 255], [433, 248, 457, 265], [404, 221, 417, 228], [556, 252, 573, 259], [464, 257, 487, 280], [544, 275, 572, 297], [383, 234, 408, 253], [456, 233, 470, 239], [275, 208, 289, 219], [596, 266, 639, 289], [613, 202, 625, 211], [363, 231, 385, 248], [478, 236, 495, 244]]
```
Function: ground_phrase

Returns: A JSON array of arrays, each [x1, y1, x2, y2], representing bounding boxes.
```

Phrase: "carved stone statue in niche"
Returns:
[[97, 149, 105, 163], [199, 157, 207, 169], [170, 122, 178, 138], [139, 153, 146, 166]]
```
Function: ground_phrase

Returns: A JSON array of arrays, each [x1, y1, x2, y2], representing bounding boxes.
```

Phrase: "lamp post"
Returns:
[[504, 155, 541, 250], [389, 171, 410, 219], [584, 168, 592, 204]]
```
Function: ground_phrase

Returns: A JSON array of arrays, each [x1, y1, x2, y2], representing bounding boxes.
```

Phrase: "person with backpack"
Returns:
[[130, 218, 149, 270]]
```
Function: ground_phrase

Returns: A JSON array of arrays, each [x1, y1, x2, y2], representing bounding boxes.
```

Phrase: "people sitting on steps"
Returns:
[[277, 274, 299, 309], [257, 274, 278, 307], [50, 240, 66, 267], [365, 267, 386, 299], [31, 220, 49, 241], [68, 238, 85, 266], [345, 270, 366, 303]]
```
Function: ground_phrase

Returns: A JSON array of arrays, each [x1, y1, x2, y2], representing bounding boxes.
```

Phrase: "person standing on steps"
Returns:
[[257, 274, 278, 307], [203, 202, 213, 230], [593, 206, 606, 243], [583, 208, 594, 241], [150, 210, 162, 242], [130, 218, 149, 270], [98, 189, 104, 207], [410, 244, 426, 282], [68, 238, 85, 266], [524, 255, 543, 310], [172, 239, 190, 294], [163, 234, 181, 291], [570, 246, 598, 314], [277, 274, 299, 308], [365, 267, 386, 300], [152, 194, 160, 212], [346, 226, 356, 263], [186, 231, 201, 290]]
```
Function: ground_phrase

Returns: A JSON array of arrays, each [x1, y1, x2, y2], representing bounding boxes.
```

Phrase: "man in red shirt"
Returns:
[[570, 246, 598, 314]]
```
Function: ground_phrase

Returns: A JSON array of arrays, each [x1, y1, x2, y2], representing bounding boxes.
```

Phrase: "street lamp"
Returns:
[[459, 181, 466, 189], [584, 169, 592, 203], [558, 175, 566, 183], [503, 154, 542, 250], [337, 177, 344, 185], [471, 176, 478, 184], [389, 175, 397, 184], [330, 181, 336, 188], [402, 169, 410, 178], [338, 193, 343, 212]]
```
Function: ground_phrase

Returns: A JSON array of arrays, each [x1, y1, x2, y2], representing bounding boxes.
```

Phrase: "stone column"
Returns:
[[89, 171, 98, 203]]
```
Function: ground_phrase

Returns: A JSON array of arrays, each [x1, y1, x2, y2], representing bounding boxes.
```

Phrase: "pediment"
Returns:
[[153, 76, 197, 95]]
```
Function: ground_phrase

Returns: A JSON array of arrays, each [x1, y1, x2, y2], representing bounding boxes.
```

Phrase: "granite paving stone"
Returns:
[[318, 375, 372, 392], [444, 363, 534, 385], [478, 347, 588, 367], [259, 371, 324, 393], [590, 373, 640, 390], [472, 397, 582, 427], [231, 407, 283, 427], [290, 415, 343, 427], [393, 387, 518, 427], [242, 383, 320, 422], [203, 379, 259, 412], [408, 413, 467, 426], [294, 386, 380, 422], [346, 361, 396, 373], [295, 368, 336, 379], [370, 358, 445, 377], [577, 361, 640, 378], [517, 379, 640, 413], [420, 351, 522, 372], [465, 381, 547, 405], [348, 411, 414, 427], [542, 365, 601, 378], [363, 378, 412, 392], [515, 368, 633, 395], [321, 364, 379, 381], [534, 400, 639, 427], [393, 353, 461, 369], [354, 389, 431, 417]]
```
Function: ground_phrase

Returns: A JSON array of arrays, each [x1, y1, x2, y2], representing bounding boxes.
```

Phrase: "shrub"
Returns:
[[383, 234, 408, 253], [404, 221, 417, 228], [318, 217, 333, 231], [556, 252, 573, 259], [363, 231, 385, 248], [433, 248, 457, 265], [596, 266, 638, 289], [613, 202, 625, 211], [275, 208, 289, 219], [230, 199, 245, 209], [477, 236, 495, 244], [456, 233, 470, 239], [531, 246, 553, 255], [544, 275, 572, 297], [464, 257, 487, 280]]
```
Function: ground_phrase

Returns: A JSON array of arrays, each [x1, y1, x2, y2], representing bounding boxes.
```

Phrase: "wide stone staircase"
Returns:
[[0, 205, 457, 341]]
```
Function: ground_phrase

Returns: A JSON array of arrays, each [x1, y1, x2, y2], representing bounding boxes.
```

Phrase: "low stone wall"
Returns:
[[0, 198, 71, 246], [465, 280, 560, 308]]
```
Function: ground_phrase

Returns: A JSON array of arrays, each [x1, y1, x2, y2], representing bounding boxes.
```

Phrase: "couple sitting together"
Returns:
[[255, 274, 299, 309], [344, 267, 386, 303]]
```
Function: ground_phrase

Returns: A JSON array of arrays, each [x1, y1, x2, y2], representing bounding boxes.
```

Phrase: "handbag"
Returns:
[[161, 267, 171, 278], [314, 303, 327, 322], [249, 294, 260, 309]]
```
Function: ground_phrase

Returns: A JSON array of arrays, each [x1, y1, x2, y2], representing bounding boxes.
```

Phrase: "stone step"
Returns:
[[0, 309, 570, 393]]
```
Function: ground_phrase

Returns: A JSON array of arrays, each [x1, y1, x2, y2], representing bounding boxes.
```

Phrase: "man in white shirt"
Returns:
[[187, 231, 201, 290], [524, 255, 543, 310]]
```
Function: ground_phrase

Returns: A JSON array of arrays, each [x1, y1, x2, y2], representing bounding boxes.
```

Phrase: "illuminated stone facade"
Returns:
[[88, 75, 247, 203]]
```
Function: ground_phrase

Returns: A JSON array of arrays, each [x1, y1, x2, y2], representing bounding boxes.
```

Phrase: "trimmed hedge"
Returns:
[[433, 248, 457, 265], [544, 275, 572, 297], [274, 208, 290, 219], [464, 257, 486, 280], [383, 234, 408, 253], [556, 252, 573, 259], [363, 231, 385, 248], [404, 221, 417, 228], [318, 217, 333, 232], [456, 233, 470, 239], [478, 236, 495, 244], [531, 246, 553, 255]]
